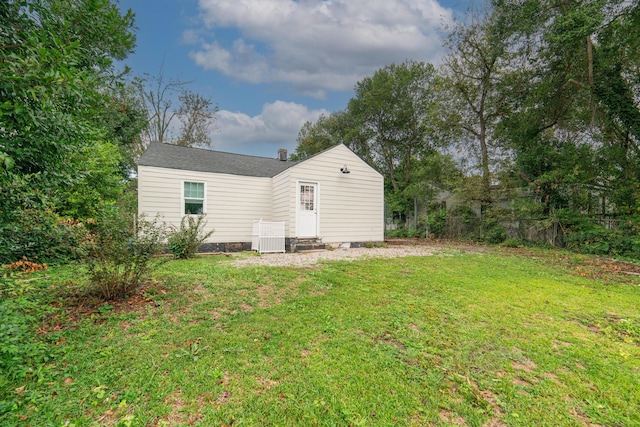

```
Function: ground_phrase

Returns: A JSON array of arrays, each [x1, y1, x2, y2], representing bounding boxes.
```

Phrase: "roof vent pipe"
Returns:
[[278, 148, 287, 161]]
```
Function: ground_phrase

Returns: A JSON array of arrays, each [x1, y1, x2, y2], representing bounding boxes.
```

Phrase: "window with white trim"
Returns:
[[183, 181, 205, 214]]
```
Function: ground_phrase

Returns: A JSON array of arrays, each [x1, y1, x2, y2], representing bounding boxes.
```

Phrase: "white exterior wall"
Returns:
[[281, 144, 384, 243], [271, 169, 291, 230], [138, 165, 272, 243]]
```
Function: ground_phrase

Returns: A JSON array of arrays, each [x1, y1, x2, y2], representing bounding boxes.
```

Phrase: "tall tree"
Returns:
[[442, 10, 511, 210], [347, 61, 441, 192], [175, 90, 218, 148], [344, 61, 447, 222], [292, 61, 449, 222], [136, 69, 189, 145], [136, 69, 218, 150]]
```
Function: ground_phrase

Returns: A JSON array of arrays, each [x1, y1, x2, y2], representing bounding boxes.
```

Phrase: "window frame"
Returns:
[[181, 180, 206, 216]]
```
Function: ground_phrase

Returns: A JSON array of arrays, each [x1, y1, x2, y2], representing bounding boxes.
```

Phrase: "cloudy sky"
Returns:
[[119, 0, 476, 157]]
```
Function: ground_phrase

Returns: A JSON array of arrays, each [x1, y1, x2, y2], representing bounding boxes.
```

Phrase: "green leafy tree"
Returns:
[[292, 112, 350, 160], [346, 61, 445, 222], [0, 0, 135, 184], [443, 10, 511, 210], [56, 141, 125, 219], [99, 83, 150, 174], [0, 0, 138, 263], [347, 61, 440, 190], [292, 61, 454, 224]]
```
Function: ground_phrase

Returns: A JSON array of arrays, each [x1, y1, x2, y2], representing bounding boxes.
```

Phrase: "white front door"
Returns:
[[297, 182, 318, 237]]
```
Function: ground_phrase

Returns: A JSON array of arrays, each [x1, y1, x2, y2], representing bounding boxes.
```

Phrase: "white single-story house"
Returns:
[[137, 143, 384, 252]]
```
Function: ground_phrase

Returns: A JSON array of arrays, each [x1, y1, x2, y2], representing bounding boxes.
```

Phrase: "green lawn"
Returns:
[[2, 248, 640, 426]]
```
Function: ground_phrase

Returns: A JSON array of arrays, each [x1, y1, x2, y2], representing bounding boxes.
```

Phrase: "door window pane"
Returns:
[[300, 185, 314, 211]]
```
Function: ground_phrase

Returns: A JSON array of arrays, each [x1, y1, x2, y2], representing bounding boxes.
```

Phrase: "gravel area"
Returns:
[[232, 245, 443, 267]]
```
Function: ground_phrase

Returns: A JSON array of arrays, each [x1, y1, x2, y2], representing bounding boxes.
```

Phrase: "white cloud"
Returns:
[[212, 101, 329, 156], [190, 0, 453, 97]]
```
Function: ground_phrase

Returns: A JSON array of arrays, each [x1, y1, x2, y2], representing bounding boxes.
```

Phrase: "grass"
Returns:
[[2, 248, 640, 426]]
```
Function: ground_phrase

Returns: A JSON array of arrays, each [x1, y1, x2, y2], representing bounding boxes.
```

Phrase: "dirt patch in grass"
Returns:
[[463, 377, 508, 426], [216, 391, 232, 405], [568, 406, 603, 427], [480, 389, 508, 427], [255, 377, 278, 394], [571, 312, 640, 346], [512, 359, 537, 373], [159, 389, 205, 426], [439, 409, 468, 426], [375, 333, 406, 350], [255, 283, 296, 308], [512, 377, 533, 387]]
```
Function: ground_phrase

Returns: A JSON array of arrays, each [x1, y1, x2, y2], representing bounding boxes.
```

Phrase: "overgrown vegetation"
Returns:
[[563, 213, 640, 258], [167, 214, 215, 259], [1, 249, 640, 426], [0, 179, 89, 264]]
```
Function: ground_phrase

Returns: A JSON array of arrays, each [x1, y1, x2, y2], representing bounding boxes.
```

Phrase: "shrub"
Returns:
[[484, 225, 507, 244], [481, 206, 509, 244], [167, 215, 215, 259], [0, 208, 88, 265], [425, 208, 447, 238], [0, 177, 89, 265], [84, 209, 165, 300]]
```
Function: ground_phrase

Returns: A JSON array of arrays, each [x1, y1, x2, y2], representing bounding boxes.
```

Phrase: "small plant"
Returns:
[[167, 215, 214, 259], [84, 208, 165, 300]]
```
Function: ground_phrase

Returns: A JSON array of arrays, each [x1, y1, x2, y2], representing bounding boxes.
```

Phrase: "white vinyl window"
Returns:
[[183, 181, 205, 215]]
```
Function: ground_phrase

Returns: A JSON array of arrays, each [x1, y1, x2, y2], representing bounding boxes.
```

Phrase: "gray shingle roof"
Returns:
[[137, 143, 297, 177]]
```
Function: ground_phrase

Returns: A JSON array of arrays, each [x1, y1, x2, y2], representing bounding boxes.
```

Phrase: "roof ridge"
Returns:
[[147, 142, 287, 161]]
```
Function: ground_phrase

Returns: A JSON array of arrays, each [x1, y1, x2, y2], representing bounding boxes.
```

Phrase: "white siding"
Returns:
[[285, 145, 384, 243], [138, 166, 272, 243], [271, 169, 291, 233]]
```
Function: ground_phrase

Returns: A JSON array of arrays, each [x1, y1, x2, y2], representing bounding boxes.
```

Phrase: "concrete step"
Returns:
[[295, 243, 326, 252], [287, 237, 325, 252]]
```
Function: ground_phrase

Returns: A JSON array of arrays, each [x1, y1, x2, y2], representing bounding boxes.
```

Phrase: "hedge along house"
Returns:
[[137, 142, 384, 252]]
